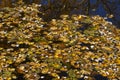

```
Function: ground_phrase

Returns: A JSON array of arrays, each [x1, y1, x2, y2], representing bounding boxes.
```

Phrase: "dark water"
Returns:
[[89, 0, 120, 28]]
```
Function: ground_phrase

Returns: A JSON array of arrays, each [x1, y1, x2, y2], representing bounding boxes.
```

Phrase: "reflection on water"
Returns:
[[0, 0, 120, 28]]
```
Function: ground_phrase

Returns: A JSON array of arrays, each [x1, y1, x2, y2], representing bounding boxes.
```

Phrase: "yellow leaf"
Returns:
[[54, 50, 61, 58], [51, 73, 59, 78], [102, 47, 112, 51], [42, 68, 49, 74], [115, 59, 120, 65]]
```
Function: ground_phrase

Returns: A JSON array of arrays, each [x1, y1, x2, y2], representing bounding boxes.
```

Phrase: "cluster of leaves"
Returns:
[[0, 3, 120, 80]]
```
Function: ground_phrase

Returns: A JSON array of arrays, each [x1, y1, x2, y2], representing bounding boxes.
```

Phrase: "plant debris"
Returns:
[[0, 3, 120, 80]]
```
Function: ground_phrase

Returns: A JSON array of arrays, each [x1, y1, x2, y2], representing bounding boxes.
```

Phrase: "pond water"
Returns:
[[0, 0, 120, 28]]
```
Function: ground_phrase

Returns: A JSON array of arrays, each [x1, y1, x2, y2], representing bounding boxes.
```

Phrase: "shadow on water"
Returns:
[[78, 74, 109, 80], [94, 74, 108, 80]]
